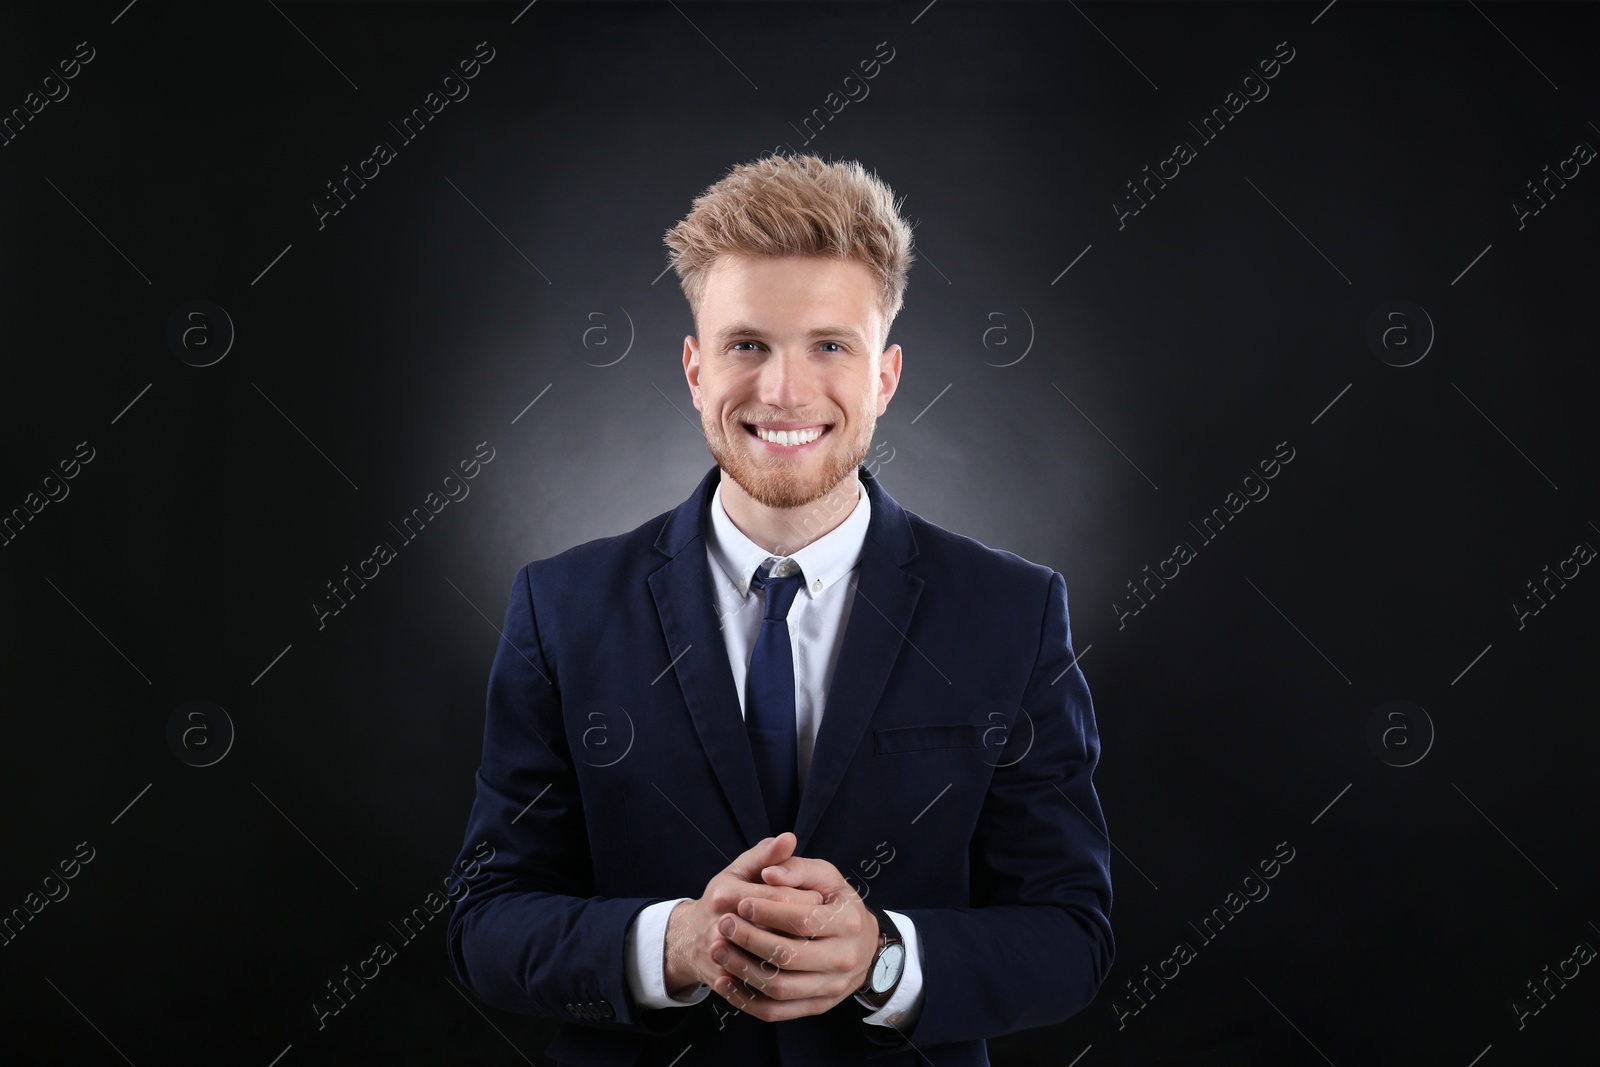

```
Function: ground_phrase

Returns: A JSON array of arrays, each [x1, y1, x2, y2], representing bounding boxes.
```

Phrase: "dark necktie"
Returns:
[[746, 559, 804, 835]]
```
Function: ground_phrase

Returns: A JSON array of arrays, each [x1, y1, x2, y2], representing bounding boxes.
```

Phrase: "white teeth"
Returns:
[[754, 425, 824, 446]]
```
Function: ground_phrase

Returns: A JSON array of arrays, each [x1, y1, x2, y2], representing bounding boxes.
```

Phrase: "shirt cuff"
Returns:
[[856, 909, 924, 1029], [625, 898, 712, 1009]]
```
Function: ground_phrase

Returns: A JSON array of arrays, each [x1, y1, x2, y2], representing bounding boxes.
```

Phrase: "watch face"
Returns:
[[871, 941, 906, 993]]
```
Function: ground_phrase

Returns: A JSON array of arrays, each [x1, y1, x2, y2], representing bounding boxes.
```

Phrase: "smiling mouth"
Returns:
[[744, 423, 831, 448]]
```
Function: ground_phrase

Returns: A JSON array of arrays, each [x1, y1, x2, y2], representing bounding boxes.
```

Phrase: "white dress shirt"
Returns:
[[623, 476, 927, 1030]]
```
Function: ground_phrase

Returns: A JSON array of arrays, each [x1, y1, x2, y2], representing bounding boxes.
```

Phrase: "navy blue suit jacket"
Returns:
[[446, 461, 1113, 1066]]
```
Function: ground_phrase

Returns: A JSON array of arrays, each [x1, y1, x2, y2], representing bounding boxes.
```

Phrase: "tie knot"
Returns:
[[752, 560, 805, 621]]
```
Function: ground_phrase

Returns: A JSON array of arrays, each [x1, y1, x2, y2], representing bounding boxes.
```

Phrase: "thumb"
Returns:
[[766, 831, 797, 865]]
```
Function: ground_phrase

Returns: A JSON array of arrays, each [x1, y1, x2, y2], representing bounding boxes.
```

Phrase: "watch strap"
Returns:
[[869, 905, 902, 946]]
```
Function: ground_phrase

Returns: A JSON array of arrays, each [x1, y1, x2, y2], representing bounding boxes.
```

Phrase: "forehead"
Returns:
[[701, 254, 881, 328]]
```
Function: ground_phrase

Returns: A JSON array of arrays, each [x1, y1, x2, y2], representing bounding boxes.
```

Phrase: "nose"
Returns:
[[756, 345, 814, 412]]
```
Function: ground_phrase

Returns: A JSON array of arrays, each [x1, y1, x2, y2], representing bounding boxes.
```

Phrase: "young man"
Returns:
[[447, 155, 1112, 1066]]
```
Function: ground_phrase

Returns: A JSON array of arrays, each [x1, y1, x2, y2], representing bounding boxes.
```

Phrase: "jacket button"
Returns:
[[600, 1002, 614, 1018]]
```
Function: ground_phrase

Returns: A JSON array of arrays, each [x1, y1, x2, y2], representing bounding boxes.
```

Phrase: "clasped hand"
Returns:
[[663, 831, 881, 1022]]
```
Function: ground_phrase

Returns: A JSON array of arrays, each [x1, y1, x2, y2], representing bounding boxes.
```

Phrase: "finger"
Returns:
[[718, 916, 805, 970], [712, 973, 847, 1021], [738, 894, 851, 939], [735, 881, 823, 903], [719, 916, 838, 976], [725, 832, 797, 883], [712, 881, 823, 920], [711, 941, 801, 999], [758, 854, 845, 892], [759, 864, 801, 887]]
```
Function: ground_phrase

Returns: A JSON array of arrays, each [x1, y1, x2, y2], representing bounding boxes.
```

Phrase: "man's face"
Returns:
[[684, 254, 901, 510]]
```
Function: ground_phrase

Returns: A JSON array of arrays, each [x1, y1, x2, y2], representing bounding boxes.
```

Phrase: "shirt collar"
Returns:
[[707, 476, 871, 600]]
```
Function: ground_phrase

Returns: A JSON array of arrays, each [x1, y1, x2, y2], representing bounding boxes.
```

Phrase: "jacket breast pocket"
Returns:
[[872, 722, 987, 754]]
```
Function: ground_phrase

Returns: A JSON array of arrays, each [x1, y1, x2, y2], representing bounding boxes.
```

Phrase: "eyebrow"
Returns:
[[713, 321, 870, 349]]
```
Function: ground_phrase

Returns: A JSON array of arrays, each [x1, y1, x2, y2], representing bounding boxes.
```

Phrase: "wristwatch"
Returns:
[[855, 905, 906, 1008]]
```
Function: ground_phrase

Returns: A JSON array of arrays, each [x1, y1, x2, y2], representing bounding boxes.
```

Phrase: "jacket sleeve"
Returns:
[[445, 563, 692, 1037], [876, 568, 1114, 1047]]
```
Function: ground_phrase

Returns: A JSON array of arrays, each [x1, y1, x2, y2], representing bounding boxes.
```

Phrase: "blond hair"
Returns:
[[663, 154, 915, 349]]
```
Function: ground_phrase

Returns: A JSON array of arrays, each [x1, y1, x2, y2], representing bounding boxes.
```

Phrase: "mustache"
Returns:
[[736, 415, 834, 425]]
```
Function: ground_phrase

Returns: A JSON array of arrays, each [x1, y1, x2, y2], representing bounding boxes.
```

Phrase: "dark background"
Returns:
[[2, 1, 1596, 1064]]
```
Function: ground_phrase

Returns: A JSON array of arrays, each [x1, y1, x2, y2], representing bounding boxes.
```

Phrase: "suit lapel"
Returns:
[[792, 506, 922, 853], [648, 465, 772, 846], [648, 462, 922, 852]]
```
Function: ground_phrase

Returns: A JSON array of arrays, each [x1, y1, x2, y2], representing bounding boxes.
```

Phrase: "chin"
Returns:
[[709, 419, 870, 511]]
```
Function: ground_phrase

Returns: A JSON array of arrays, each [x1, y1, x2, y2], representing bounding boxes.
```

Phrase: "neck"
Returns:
[[719, 470, 863, 557]]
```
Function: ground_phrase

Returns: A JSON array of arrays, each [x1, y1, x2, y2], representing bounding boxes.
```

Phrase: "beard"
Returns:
[[702, 404, 875, 511]]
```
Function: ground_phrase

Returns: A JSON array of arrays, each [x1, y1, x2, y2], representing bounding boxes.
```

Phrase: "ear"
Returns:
[[875, 343, 902, 415], [683, 335, 702, 411]]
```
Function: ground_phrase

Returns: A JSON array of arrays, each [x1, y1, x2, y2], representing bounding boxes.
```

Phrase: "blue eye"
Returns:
[[729, 340, 846, 352]]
